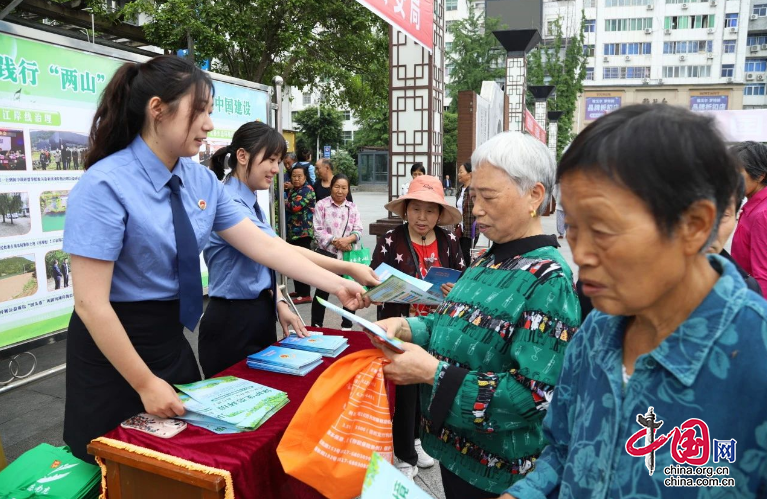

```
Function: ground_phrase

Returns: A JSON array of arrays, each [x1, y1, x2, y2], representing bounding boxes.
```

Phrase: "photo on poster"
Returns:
[[30, 130, 89, 171], [0, 254, 37, 302], [0, 129, 27, 171], [44, 249, 72, 291], [40, 190, 68, 232], [0, 192, 31, 238]]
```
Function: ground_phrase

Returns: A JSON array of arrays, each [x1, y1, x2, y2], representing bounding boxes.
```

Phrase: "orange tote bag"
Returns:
[[277, 349, 393, 499]]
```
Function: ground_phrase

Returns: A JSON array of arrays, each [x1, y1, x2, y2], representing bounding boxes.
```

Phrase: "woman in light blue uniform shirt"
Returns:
[[62, 56, 373, 461], [201, 122, 373, 377]]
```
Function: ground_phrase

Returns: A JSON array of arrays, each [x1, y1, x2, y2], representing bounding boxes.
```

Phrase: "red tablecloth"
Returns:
[[100, 328, 380, 499]]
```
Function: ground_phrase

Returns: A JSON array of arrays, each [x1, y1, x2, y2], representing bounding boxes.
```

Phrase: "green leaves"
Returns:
[[293, 106, 344, 157], [526, 13, 589, 159]]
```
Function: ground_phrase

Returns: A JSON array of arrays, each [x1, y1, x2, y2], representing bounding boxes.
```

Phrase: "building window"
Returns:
[[446, 20, 456, 32], [584, 19, 596, 33], [662, 65, 713, 78], [606, 0, 652, 6], [291, 111, 298, 123], [665, 15, 714, 30], [342, 131, 354, 144], [583, 44, 595, 57], [343, 110, 352, 121], [663, 40, 712, 54], [605, 17, 653, 31], [745, 58, 767, 72], [721, 64, 734, 77], [723, 40, 736, 53], [302, 93, 311, 105], [584, 0, 596, 6], [725, 13, 738, 28], [446, 41, 453, 52], [586, 67, 594, 80], [446, 0, 458, 11], [603, 66, 651, 79], [446, 63, 455, 76], [754, 4, 767, 17], [747, 35, 767, 46], [547, 20, 559, 37], [744, 83, 767, 95]]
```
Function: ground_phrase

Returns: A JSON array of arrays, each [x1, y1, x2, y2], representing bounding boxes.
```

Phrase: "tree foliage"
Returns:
[[293, 106, 344, 158], [0, 193, 22, 224], [110, 0, 389, 118], [526, 15, 587, 159], [331, 150, 359, 186], [445, 1, 506, 112], [443, 111, 458, 171]]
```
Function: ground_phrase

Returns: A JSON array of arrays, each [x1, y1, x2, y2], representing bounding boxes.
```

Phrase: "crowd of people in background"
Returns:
[[0, 149, 26, 170], [35, 146, 87, 170]]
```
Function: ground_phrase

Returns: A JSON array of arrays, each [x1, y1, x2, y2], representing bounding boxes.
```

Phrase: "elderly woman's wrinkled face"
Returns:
[[471, 164, 539, 244], [561, 170, 690, 316]]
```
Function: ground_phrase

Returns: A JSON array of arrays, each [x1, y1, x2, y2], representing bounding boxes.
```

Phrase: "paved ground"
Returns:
[[0, 191, 573, 497]]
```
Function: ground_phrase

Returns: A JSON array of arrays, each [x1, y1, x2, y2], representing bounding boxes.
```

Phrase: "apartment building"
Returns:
[[543, 0, 767, 132]]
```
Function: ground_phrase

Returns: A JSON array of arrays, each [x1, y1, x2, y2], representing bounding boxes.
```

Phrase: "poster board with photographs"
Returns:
[[0, 22, 271, 351]]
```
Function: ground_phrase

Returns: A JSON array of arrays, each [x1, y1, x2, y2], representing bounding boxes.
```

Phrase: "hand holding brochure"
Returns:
[[316, 296, 405, 353], [364, 263, 442, 306]]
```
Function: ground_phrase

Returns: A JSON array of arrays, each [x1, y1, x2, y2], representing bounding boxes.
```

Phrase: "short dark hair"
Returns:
[[558, 104, 739, 238], [330, 173, 349, 190], [298, 148, 312, 162], [730, 141, 767, 186], [460, 161, 472, 173], [411, 162, 426, 175]]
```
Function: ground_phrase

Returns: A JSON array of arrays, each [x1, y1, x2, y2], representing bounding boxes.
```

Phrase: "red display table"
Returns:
[[88, 328, 376, 499]]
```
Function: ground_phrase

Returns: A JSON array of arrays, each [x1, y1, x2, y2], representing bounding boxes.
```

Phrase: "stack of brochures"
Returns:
[[174, 376, 289, 434], [279, 334, 349, 358], [247, 345, 324, 376]]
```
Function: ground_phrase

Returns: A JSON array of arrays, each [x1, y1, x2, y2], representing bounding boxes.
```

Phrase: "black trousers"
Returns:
[[64, 300, 201, 462], [440, 464, 496, 499], [287, 236, 313, 297], [393, 383, 422, 465], [198, 294, 277, 378], [311, 289, 353, 328], [459, 236, 478, 267]]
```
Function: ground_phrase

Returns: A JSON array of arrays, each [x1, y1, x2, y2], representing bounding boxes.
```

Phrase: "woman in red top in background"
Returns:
[[730, 141, 767, 295], [371, 175, 464, 479]]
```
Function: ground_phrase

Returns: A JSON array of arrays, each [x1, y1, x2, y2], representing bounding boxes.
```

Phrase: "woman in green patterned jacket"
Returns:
[[370, 131, 582, 498]]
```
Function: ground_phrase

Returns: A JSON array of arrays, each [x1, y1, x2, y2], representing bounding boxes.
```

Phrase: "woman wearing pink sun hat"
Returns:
[[371, 174, 465, 479]]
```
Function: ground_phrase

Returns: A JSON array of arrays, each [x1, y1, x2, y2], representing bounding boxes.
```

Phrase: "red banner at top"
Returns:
[[356, 0, 434, 51], [524, 109, 547, 145]]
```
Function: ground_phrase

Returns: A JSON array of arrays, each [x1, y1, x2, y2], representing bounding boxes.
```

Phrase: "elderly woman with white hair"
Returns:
[[369, 132, 582, 498]]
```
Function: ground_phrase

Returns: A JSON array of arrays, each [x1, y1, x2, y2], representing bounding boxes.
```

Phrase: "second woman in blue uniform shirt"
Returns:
[[200, 122, 375, 377]]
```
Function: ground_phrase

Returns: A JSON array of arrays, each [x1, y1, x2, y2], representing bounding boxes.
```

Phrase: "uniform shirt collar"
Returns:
[[129, 135, 184, 192], [593, 254, 747, 387], [742, 186, 767, 216], [226, 176, 256, 208], [488, 234, 559, 261]]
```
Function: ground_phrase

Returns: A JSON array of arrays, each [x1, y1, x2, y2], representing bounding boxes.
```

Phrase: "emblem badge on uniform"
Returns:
[[198, 200, 207, 210]]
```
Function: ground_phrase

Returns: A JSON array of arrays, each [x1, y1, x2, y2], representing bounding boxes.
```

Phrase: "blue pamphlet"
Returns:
[[247, 346, 324, 376], [316, 297, 405, 353], [279, 334, 349, 358], [423, 266, 462, 295]]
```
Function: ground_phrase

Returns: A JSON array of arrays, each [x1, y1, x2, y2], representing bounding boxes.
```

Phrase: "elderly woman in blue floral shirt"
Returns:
[[500, 105, 767, 499]]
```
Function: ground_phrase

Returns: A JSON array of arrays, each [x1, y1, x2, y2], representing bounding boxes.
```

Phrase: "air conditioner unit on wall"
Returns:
[[762, 44, 767, 50], [759, 74, 765, 81], [707, 52, 714, 59], [747, 73, 755, 80], [682, 3, 689, 9], [679, 55, 686, 61], [625, 55, 631, 61], [645, 28, 653, 34], [642, 77, 650, 84], [603, 56, 610, 62], [752, 45, 760, 52], [665, 28, 672, 34], [707, 27, 715, 34], [710, 0, 717, 5], [647, 4, 654, 10], [730, 27, 738, 33], [657, 78, 664, 84], [751, 14, 759, 20], [726, 77, 733, 83]]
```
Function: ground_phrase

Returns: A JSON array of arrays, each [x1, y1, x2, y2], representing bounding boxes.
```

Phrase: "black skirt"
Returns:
[[64, 300, 201, 462]]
